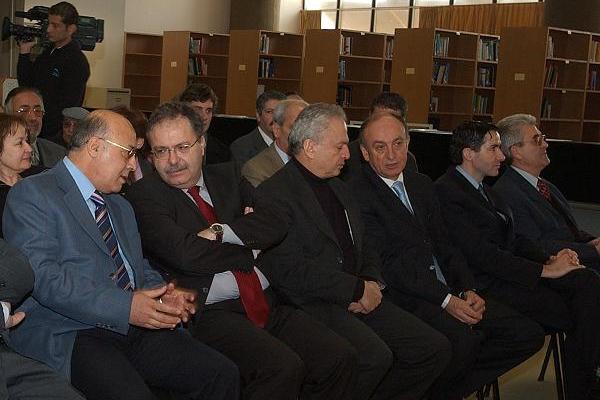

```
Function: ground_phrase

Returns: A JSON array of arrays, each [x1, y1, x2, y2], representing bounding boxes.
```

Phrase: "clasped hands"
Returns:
[[348, 280, 382, 314], [542, 248, 583, 279], [445, 290, 485, 326], [129, 282, 197, 330]]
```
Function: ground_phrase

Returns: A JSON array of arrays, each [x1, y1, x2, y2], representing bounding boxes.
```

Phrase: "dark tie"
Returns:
[[187, 186, 270, 328], [537, 179, 581, 240], [90, 192, 133, 291], [537, 179, 552, 201]]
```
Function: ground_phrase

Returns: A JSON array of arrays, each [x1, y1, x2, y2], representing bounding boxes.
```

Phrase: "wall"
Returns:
[[277, 0, 302, 33]]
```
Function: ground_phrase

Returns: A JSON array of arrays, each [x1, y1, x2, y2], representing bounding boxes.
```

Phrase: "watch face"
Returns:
[[211, 224, 224, 233]]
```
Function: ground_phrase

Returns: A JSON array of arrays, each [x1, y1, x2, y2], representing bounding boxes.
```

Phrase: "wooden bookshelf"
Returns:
[[225, 30, 303, 116], [160, 31, 229, 109], [494, 27, 598, 142], [123, 33, 163, 113], [390, 28, 498, 131], [302, 29, 387, 122]]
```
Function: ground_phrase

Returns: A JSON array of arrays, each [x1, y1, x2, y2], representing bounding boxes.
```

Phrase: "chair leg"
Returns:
[[538, 334, 557, 382], [492, 379, 500, 400], [554, 333, 566, 400]]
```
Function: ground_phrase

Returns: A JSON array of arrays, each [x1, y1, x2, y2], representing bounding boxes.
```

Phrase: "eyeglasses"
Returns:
[[516, 134, 547, 147], [151, 137, 201, 160], [16, 107, 45, 118], [98, 137, 137, 159]]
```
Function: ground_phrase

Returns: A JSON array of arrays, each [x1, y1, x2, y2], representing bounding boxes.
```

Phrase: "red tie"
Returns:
[[537, 179, 552, 201], [187, 186, 270, 328]]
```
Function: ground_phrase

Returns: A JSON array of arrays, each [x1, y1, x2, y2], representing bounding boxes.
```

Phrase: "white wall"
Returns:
[[277, 0, 302, 33]]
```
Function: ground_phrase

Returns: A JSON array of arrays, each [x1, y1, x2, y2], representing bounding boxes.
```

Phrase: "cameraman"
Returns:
[[17, 1, 90, 140]]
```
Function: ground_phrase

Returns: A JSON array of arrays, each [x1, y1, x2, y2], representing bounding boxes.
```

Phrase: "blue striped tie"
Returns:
[[90, 192, 133, 291]]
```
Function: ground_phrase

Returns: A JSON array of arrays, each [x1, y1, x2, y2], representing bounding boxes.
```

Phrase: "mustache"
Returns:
[[164, 163, 187, 174]]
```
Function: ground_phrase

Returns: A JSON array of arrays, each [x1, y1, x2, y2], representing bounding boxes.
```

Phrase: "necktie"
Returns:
[[538, 179, 581, 240], [478, 183, 489, 202], [90, 192, 133, 291], [187, 186, 270, 328], [392, 181, 414, 214], [537, 179, 552, 201], [31, 142, 40, 166]]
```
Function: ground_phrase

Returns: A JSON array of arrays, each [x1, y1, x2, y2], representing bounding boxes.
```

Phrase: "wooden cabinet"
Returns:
[[160, 31, 229, 110], [122, 33, 163, 113], [226, 30, 304, 117]]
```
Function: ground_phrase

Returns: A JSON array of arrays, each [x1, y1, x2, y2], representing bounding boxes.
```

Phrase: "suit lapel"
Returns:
[[507, 168, 559, 219], [173, 182, 209, 226], [330, 178, 361, 248], [451, 168, 507, 224], [265, 145, 285, 170], [403, 173, 429, 231]]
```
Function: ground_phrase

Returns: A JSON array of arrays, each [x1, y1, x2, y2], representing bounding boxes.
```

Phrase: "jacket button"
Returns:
[[337, 257, 343, 264], [429, 266, 435, 270]]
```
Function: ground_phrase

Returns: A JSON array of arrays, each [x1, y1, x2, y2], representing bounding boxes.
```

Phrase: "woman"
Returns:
[[0, 113, 45, 236]]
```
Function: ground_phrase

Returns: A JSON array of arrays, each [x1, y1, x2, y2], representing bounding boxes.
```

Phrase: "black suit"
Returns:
[[494, 167, 599, 269], [435, 167, 600, 400], [126, 162, 356, 400], [351, 165, 543, 399], [231, 160, 452, 400], [230, 127, 268, 168]]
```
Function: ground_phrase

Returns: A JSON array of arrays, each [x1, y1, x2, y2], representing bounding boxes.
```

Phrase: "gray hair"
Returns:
[[288, 103, 346, 156], [272, 99, 309, 126], [496, 113, 537, 165], [4, 87, 45, 113], [69, 113, 110, 150]]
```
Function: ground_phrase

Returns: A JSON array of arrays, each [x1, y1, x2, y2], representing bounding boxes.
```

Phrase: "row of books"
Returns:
[[188, 56, 208, 77], [340, 35, 353, 55], [337, 85, 353, 107], [547, 36, 555, 58], [338, 60, 347, 80], [432, 61, 450, 84], [434, 34, 450, 57], [478, 38, 498, 62], [473, 94, 491, 114], [259, 33, 271, 53], [258, 57, 276, 78], [590, 70, 599, 90], [430, 96, 439, 112], [591, 41, 600, 62], [477, 66, 495, 87], [541, 98, 552, 118], [189, 36, 208, 55], [385, 38, 394, 59], [545, 63, 560, 87]]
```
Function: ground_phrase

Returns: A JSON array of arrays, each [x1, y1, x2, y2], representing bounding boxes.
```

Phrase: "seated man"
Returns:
[[0, 239, 83, 400], [435, 120, 600, 400], [57, 106, 89, 147], [241, 98, 307, 187], [4, 87, 66, 168], [495, 113, 600, 270], [230, 90, 286, 167], [228, 103, 452, 400], [126, 102, 356, 400], [3, 110, 239, 400], [350, 112, 544, 399]]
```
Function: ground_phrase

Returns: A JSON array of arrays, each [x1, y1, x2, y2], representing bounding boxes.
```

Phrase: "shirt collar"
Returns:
[[257, 126, 274, 146], [456, 165, 482, 190], [274, 143, 290, 164], [63, 156, 96, 201], [378, 171, 405, 189], [511, 166, 539, 189]]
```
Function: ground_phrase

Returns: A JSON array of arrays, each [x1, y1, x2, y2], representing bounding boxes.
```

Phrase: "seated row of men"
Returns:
[[2, 83, 600, 400]]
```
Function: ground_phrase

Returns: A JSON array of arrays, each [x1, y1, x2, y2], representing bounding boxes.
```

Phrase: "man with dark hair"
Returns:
[[369, 92, 408, 116], [230, 90, 287, 167], [17, 1, 90, 139], [178, 83, 231, 164], [435, 120, 600, 400], [4, 109, 239, 400], [350, 112, 544, 399]]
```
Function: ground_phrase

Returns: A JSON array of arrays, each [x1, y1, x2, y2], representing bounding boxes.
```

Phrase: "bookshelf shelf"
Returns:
[[123, 33, 163, 113], [189, 75, 227, 80], [434, 56, 476, 62], [190, 53, 228, 58], [259, 53, 302, 59], [475, 86, 496, 90]]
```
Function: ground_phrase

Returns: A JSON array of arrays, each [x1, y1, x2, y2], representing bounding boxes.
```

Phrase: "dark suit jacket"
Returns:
[[340, 139, 418, 181], [125, 162, 255, 308], [434, 167, 548, 292], [241, 143, 284, 187], [494, 167, 598, 266], [231, 160, 383, 307], [351, 165, 473, 318], [230, 127, 269, 168], [36, 138, 66, 168], [205, 133, 232, 165]]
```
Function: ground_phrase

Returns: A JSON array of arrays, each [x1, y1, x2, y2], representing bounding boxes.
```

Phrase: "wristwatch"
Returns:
[[210, 223, 224, 243]]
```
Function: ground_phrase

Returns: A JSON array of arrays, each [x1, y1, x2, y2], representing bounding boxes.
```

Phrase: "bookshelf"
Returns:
[[494, 27, 597, 142], [302, 29, 387, 122], [122, 33, 163, 113], [226, 30, 304, 116], [161, 31, 229, 109], [390, 28, 498, 131]]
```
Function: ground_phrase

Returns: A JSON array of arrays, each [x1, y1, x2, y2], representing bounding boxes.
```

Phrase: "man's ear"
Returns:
[[87, 136, 101, 158], [67, 23, 77, 36], [303, 138, 316, 159], [360, 143, 370, 163], [462, 147, 474, 162]]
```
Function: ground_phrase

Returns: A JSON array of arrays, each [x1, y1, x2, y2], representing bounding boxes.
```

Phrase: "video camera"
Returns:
[[1, 6, 104, 51]]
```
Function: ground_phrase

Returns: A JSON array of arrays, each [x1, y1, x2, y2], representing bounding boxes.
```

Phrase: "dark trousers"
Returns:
[[485, 268, 600, 400], [300, 298, 452, 400], [421, 297, 544, 399], [71, 327, 239, 400], [191, 295, 357, 400]]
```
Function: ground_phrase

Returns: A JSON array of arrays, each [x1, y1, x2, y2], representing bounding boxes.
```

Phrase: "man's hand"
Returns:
[[358, 281, 382, 314], [589, 238, 600, 255], [6, 311, 26, 329], [463, 290, 485, 314], [160, 282, 197, 323], [197, 228, 216, 240], [445, 295, 483, 325], [18, 40, 36, 54], [348, 301, 367, 314], [129, 285, 183, 329], [542, 251, 583, 279], [244, 207, 254, 215]]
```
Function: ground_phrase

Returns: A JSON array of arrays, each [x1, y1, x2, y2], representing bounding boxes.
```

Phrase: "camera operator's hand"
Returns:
[[18, 40, 36, 54]]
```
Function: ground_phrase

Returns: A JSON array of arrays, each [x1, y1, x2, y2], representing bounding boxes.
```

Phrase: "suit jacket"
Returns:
[[434, 167, 548, 292], [241, 143, 285, 187], [231, 160, 383, 307], [351, 165, 473, 318], [36, 138, 66, 168], [494, 167, 597, 265], [230, 127, 269, 168], [125, 162, 256, 308], [205, 133, 232, 165], [3, 161, 164, 376]]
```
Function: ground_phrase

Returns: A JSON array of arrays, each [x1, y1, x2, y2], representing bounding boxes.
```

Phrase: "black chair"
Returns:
[[538, 331, 567, 400]]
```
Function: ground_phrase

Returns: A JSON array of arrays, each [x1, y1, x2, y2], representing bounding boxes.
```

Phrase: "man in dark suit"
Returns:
[[241, 98, 307, 187], [229, 103, 452, 400], [495, 113, 600, 270], [4, 110, 239, 400], [126, 102, 357, 400], [434, 120, 600, 400], [0, 239, 84, 399], [4, 87, 66, 167], [350, 112, 544, 399], [230, 90, 287, 167]]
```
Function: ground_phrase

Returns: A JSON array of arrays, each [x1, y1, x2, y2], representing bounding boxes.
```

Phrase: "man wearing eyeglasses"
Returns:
[[4, 87, 66, 168], [126, 102, 357, 400], [3, 109, 239, 400], [494, 114, 600, 271]]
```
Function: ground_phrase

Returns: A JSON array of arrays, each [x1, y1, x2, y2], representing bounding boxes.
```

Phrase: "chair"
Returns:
[[475, 378, 500, 400], [537, 331, 567, 400]]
